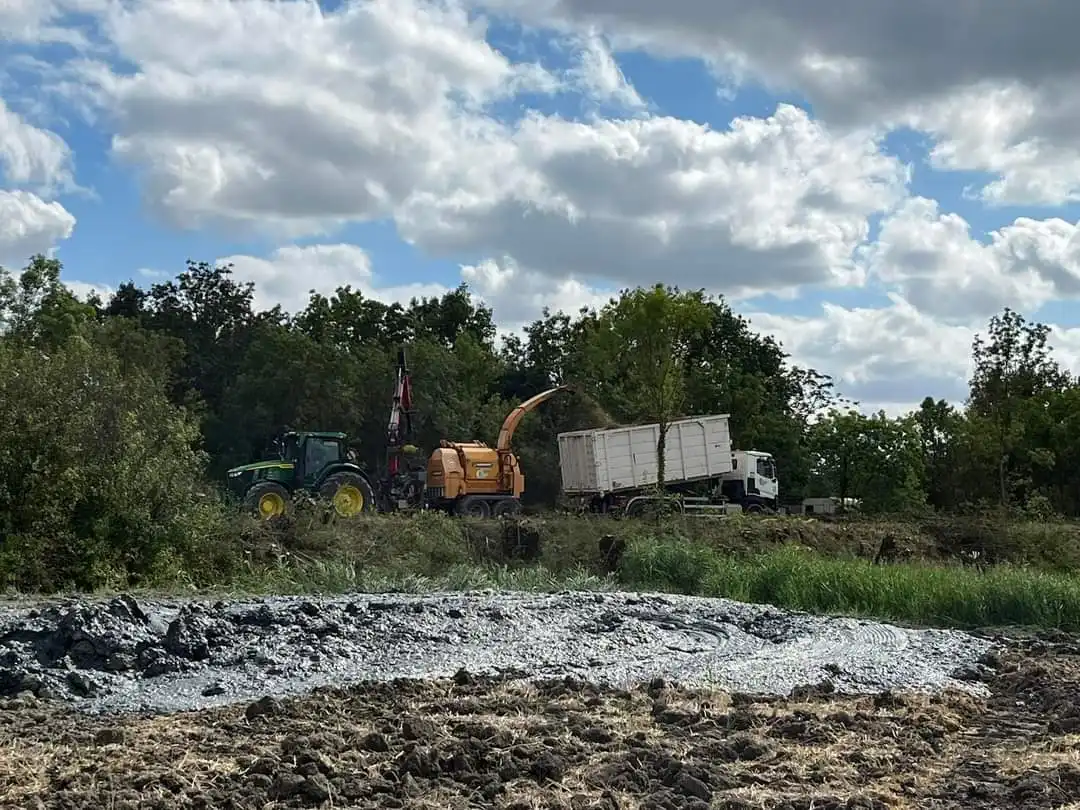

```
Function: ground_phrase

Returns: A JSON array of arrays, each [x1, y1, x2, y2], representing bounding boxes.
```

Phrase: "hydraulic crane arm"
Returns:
[[386, 347, 415, 474], [496, 385, 568, 453]]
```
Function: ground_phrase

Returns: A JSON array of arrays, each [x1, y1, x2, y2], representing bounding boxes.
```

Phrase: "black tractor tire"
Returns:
[[455, 496, 491, 518], [245, 481, 292, 520], [493, 498, 522, 518], [319, 472, 376, 517]]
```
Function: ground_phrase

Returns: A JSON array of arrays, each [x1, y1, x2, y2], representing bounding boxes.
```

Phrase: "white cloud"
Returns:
[[1, 0, 66, 43], [460, 255, 612, 337], [900, 82, 1080, 207], [396, 104, 909, 294], [0, 95, 77, 267], [66, 278, 113, 301], [0, 97, 73, 193], [73, 0, 556, 236], [858, 197, 1080, 321], [219, 244, 448, 314], [0, 191, 75, 269], [474, 0, 1080, 207], [746, 296, 976, 409], [472, 1, 1080, 124], [0, 0, 107, 48], [746, 296, 1080, 413], [564, 29, 646, 111]]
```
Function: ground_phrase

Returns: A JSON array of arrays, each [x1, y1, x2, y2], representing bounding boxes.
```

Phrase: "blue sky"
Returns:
[[3, 0, 1080, 412]]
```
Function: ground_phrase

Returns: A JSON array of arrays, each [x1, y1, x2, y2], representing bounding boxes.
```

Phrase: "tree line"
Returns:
[[0, 252, 1077, 576]]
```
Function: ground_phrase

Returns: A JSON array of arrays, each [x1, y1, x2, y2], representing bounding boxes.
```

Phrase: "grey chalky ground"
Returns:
[[0, 590, 998, 715]]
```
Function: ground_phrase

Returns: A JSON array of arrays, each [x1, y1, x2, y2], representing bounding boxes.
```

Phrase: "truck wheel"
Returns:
[[493, 499, 522, 518], [245, 482, 291, 520], [745, 503, 764, 514], [320, 472, 376, 517], [455, 496, 491, 518]]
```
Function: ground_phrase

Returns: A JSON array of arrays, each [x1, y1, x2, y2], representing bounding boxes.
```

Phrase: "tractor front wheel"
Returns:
[[320, 472, 376, 517], [245, 481, 292, 520]]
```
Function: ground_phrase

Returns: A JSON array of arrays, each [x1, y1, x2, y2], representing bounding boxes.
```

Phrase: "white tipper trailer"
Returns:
[[556, 413, 778, 516]]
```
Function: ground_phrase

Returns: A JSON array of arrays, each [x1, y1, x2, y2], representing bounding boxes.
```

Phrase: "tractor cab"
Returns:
[[279, 431, 350, 487]]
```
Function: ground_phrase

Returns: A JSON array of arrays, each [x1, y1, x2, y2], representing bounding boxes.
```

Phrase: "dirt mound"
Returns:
[[1, 641, 1078, 809], [0, 592, 993, 714]]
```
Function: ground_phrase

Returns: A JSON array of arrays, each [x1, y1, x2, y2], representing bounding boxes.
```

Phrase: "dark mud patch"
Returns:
[[0, 591, 994, 714], [1, 642, 1076, 810]]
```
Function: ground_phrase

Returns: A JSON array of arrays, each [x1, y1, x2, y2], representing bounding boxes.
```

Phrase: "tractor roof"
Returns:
[[284, 430, 348, 440]]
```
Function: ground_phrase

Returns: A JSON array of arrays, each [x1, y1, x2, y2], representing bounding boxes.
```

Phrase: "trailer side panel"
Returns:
[[558, 414, 734, 495]]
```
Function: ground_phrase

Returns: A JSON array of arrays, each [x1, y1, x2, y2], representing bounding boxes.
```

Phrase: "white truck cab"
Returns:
[[719, 450, 779, 511]]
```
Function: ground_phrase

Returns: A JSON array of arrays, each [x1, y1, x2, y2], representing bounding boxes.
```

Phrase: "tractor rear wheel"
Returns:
[[320, 472, 376, 517], [245, 481, 292, 520]]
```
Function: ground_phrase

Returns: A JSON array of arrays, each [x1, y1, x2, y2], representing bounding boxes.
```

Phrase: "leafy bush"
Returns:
[[0, 333, 232, 590]]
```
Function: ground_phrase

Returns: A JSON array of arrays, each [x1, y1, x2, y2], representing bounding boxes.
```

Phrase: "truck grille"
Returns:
[[425, 486, 445, 500]]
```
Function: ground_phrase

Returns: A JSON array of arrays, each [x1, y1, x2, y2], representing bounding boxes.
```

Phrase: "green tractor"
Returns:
[[226, 430, 377, 519]]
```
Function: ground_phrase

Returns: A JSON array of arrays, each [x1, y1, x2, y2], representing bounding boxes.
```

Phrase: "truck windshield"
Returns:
[[756, 456, 776, 479]]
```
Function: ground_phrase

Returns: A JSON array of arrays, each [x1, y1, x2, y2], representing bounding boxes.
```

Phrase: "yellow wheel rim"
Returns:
[[332, 484, 365, 517], [258, 492, 286, 518]]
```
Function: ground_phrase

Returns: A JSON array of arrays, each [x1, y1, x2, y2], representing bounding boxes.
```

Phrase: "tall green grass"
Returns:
[[619, 541, 1080, 630], [27, 508, 1080, 633]]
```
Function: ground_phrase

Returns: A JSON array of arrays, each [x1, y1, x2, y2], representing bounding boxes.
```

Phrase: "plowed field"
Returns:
[[2, 636, 1078, 810]]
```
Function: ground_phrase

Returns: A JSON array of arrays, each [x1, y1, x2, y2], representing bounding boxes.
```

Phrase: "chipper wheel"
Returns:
[[493, 498, 522, 518], [319, 472, 376, 518], [244, 481, 292, 520], [454, 495, 491, 518]]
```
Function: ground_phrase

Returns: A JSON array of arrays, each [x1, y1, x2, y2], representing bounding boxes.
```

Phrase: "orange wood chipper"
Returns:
[[423, 386, 567, 517]]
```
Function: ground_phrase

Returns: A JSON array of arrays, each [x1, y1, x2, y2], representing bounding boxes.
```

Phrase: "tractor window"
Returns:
[[756, 457, 776, 479], [304, 438, 341, 474], [281, 435, 299, 461]]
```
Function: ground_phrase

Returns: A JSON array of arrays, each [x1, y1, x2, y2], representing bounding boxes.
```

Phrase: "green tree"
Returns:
[[1041, 385, 1080, 513], [913, 397, 963, 510], [806, 409, 925, 513], [592, 285, 712, 488], [968, 308, 1070, 507], [0, 255, 97, 348], [215, 322, 387, 472]]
